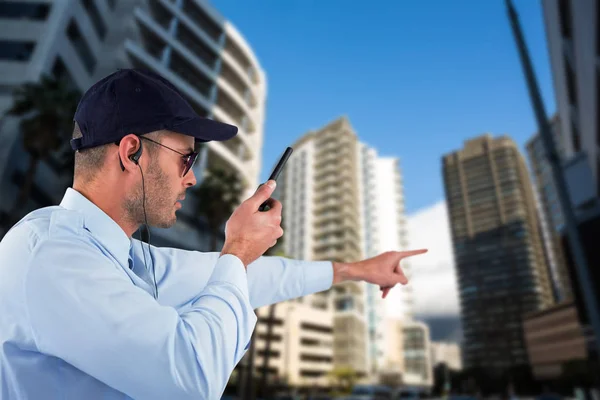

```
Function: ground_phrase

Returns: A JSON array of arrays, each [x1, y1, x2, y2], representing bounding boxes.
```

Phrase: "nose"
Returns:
[[185, 168, 197, 187]]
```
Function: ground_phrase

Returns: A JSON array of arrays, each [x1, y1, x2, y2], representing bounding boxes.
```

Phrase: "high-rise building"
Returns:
[[278, 116, 368, 378], [526, 115, 572, 301], [541, 0, 600, 346], [443, 134, 554, 370], [0, 0, 266, 249], [430, 342, 462, 371], [358, 144, 412, 375], [542, 0, 600, 199]]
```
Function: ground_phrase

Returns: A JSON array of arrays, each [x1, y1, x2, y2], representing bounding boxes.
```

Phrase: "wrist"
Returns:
[[220, 242, 250, 268], [332, 261, 360, 285]]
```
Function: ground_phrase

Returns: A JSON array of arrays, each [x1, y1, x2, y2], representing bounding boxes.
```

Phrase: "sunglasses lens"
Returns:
[[183, 153, 199, 176]]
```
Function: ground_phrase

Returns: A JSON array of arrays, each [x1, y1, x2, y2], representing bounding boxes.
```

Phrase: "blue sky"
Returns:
[[210, 0, 556, 213]]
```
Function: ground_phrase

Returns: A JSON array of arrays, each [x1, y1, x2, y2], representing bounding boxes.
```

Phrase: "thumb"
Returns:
[[250, 180, 276, 207]]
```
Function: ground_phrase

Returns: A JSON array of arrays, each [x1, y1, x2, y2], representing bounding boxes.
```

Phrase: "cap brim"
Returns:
[[169, 117, 238, 143]]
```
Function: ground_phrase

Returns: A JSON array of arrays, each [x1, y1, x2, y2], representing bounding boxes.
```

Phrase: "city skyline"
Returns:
[[211, 0, 556, 214]]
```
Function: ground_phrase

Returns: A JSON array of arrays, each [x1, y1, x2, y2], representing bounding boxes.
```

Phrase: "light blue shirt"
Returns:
[[0, 188, 333, 399]]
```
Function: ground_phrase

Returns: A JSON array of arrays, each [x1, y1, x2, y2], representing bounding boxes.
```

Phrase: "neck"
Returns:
[[73, 182, 139, 238]]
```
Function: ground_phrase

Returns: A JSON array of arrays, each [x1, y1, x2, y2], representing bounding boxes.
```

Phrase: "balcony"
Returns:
[[181, 0, 222, 42], [175, 21, 218, 70]]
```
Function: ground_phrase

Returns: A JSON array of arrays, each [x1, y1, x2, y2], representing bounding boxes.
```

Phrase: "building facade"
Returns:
[[526, 115, 572, 301], [542, 0, 600, 348], [430, 341, 462, 371], [357, 143, 412, 375], [0, 0, 266, 249], [542, 0, 600, 201], [250, 301, 335, 388], [523, 301, 587, 380], [443, 134, 554, 370], [278, 116, 368, 379], [403, 321, 433, 388]]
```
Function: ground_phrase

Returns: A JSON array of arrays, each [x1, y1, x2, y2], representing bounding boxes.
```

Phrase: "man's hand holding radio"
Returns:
[[220, 180, 283, 268]]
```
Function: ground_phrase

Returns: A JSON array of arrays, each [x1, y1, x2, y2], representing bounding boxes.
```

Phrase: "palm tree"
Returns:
[[3, 75, 80, 226], [327, 366, 358, 396], [192, 166, 245, 251]]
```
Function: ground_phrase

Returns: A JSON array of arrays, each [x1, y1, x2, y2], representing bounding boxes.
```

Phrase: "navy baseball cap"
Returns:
[[70, 68, 238, 151]]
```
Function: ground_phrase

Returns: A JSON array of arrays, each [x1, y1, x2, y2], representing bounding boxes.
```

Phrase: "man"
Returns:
[[0, 69, 426, 399]]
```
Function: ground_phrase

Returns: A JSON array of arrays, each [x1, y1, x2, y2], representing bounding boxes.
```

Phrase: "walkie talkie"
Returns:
[[258, 147, 293, 211]]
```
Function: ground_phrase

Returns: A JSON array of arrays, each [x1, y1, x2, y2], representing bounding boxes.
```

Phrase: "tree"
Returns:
[[327, 366, 358, 395], [3, 75, 80, 226], [192, 166, 244, 251]]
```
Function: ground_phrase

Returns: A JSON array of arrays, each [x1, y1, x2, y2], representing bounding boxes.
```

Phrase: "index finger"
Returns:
[[399, 249, 428, 258]]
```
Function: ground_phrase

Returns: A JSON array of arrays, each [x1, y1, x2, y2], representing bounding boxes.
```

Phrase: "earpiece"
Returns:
[[119, 140, 143, 171], [130, 141, 143, 164]]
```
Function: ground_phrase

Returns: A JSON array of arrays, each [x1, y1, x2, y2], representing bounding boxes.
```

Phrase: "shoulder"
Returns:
[[0, 205, 100, 270]]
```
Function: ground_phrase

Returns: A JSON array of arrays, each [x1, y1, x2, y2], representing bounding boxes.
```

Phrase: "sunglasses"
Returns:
[[115, 135, 199, 177], [138, 136, 199, 177]]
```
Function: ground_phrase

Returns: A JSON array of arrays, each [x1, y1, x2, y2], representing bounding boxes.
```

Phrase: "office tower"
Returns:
[[358, 144, 412, 375], [402, 321, 433, 388], [0, 0, 266, 249], [526, 115, 572, 301], [430, 342, 462, 371], [278, 116, 368, 378], [542, 0, 600, 195], [443, 134, 554, 370], [542, 0, 600, 345]]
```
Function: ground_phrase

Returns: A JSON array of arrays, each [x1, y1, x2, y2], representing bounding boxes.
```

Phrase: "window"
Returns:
[[300, 354, 332, 363], [572, 118, 581, 152], [66, 20, 96, 74], [82, 0, 106, 40], [559, 0, 572, 39], [301, 322, 332, 334], [565, 56, 578, 107], [0, 2, 50, 20], [0, 40, 35, 61], [597, 67, 600, 148], [183, 0, 222, 42]]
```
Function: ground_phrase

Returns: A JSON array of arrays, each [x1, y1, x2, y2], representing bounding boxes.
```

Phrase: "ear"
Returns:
[[117, 134, 142, 172]]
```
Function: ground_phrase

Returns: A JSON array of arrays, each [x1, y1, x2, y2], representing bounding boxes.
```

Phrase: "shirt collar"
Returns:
[[60, 187, 132, 266]]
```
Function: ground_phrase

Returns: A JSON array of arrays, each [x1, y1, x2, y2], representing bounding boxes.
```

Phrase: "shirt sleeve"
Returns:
[[245, 256, 334, 309], [24, 238, 257, 400], [147, 243, 334, 311]]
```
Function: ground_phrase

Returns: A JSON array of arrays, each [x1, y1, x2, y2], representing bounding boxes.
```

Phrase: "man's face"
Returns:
[[130, 131, 197, 229]]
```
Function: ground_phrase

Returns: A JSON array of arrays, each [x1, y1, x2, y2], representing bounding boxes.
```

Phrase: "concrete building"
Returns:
[[250, 301, 335, 388], [381, 319, 405, 386], [403, 321, 433, 388], [542, 0, 600, 350], [526, 115, 572, 301], [274, 116, 415, 382], [542, 0, 600, 203], [278, 116, 368, 379], [523, 301, 587, 380], [430, 342, 462, 371], [0, 0, 266, 249], [383, 319, 433, 388], [442, 134, 554, 370], [358, 143, 412, 375]]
